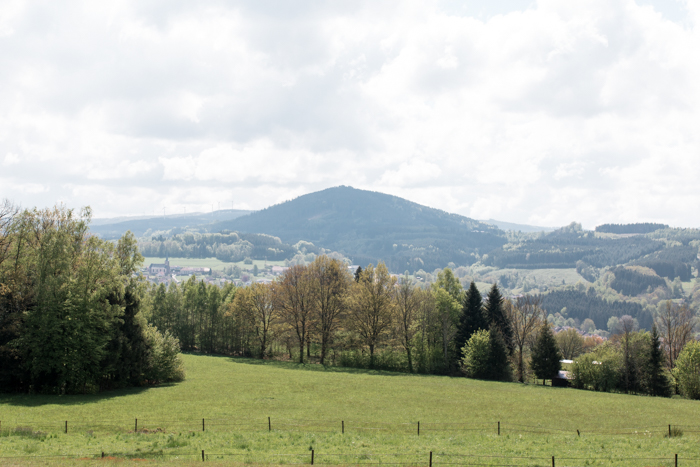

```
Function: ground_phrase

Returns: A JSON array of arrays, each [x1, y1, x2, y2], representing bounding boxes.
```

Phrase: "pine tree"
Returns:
[[455, 282, 486, 358], [486, 325, 511, 381], [530, 320, 562, 384], [646, 325, 671, 397], [484, 284, 513, 354]]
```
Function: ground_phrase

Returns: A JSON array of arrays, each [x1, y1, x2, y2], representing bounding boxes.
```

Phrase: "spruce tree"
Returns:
[[486, 325, 511, 381], [484, 284, 513, 354], [530, 320, 562, 384], [455, 282, 486, 357], [646, 325, 671, 397]]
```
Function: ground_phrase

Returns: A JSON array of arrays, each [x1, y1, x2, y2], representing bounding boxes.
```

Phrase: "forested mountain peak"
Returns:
[[212, 186, 506, 272]]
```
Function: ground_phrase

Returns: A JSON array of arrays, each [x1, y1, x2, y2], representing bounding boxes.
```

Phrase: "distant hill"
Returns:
[[212, 186, 507, 272], [91, 209, 250, 239], [480, 219, 556, 233]]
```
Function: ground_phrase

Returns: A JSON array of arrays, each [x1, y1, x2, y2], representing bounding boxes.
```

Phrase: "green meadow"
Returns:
[[1, 354, 699, 466]]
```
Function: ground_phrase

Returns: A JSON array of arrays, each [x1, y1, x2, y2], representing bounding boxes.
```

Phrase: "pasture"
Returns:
[[1, 354, 699, 466]]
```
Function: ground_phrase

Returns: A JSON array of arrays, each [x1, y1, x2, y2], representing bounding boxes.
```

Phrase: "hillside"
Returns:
[[212, 186, 506, 272], [90, 209, 250, 239]]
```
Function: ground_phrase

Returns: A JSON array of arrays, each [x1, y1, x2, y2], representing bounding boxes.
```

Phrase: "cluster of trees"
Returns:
[[485, 225, 664, 269], [559, 301, 700, 398], [138, 231, 297, 262], [595, 223, 668, 234], [540, 288, 652, 331], [609, 267, 667, 297], [0, 203, 184, 394]]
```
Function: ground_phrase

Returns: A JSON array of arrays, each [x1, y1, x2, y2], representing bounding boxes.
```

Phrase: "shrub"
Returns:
[[673, 341, 700, 400], [143, 324, 185, 384], [461, 330, 491, 379]]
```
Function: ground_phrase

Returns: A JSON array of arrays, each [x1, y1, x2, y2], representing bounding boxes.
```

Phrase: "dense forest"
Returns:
[[0, 203, 183, 394], [540, 288, 652, 330], [595, 223, 668, 234], [138, 231, 299, 262]]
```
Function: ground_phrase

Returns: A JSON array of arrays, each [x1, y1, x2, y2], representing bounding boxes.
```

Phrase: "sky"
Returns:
[[1, 0, 699, 229]]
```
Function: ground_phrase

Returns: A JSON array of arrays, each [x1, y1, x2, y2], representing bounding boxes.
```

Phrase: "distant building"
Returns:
[[271, 265, 289, 275], [149, 258, 170, 276]]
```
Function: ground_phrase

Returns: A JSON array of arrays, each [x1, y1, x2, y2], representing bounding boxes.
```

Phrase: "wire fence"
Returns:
[[0, 449, 695, 466], [0, 417, 696, 438]]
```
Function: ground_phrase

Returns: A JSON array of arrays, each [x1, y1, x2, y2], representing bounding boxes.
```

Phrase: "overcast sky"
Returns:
[[1, 0, 698, 229]]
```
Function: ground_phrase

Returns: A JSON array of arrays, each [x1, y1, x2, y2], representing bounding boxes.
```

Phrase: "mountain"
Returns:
[[212, 186, 507, 272], [91, 209, 251, 240]]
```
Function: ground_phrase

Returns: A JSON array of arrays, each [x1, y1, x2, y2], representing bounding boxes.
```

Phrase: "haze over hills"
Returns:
[[210, 186, 506, 271], [90, 209, 250, 239]]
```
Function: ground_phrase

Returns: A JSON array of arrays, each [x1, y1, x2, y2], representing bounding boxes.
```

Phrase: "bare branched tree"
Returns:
[[394, 276, 424, 373], [274, 265, 314, 363], [656, 301, 696, 368], [506, 295, 544, 382]]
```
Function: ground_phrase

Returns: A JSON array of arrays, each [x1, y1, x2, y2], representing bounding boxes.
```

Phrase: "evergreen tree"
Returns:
[[530, 320, 562, 384], [484, 284, 513, 354], [486, 325, 511, 381], [455, 282, 486, 358], [645, 325, 671, 397], [354, 266, 363, 283]]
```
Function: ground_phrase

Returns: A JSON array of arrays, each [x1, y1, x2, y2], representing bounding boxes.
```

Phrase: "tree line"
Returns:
[[0, 203, 184, 394]]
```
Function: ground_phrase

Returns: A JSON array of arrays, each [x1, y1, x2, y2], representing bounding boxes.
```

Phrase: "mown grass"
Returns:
[[1, 354, 699, 466]]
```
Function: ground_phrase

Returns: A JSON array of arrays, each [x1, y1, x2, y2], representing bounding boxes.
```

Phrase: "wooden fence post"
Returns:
[[675, 453, 678, 467], [418, 421, 420, 436], [551, 455, 555, 467], [101, 452, 104, 458], [135, 419, 138, 432], [342, 420, 344, 434], [498, 421, 500, 435], [429, 451, 432, 467], [311, 449, 315, 465], [268, 417, 271, 431], [202, 418, 205, 432], [65, 421, 67, 434], [202, 449, 205, 461], [669, 424, 671, 437]]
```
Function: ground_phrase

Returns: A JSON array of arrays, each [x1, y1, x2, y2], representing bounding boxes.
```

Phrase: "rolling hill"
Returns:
[[212, 186, 507, 272]]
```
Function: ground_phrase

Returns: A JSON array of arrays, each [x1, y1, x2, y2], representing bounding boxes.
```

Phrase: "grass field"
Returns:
[[1, 354, 700, 466]]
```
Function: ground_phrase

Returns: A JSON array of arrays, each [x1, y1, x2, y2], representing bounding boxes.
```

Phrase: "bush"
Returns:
[[462, 330, 491, 379], [673, 341, 700, 400], [570, 344, 621, 392], [143, 324, 185, 384]]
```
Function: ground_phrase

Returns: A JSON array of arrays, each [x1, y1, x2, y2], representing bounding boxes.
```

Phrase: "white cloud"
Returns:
[[0, 0, 698, 227]]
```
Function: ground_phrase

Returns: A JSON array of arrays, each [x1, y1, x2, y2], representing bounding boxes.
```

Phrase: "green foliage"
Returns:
[[142, 324, 185, 383], [609, 266, 666, 297], [455, 282, 486, 358], [571, 344, 621, 392], [461, 329, 490, 378], [0, 205, 184, 394], [461, 328, 510, 381], [484, 284, 512, 352], [646, 326, 671, 397], [530, 321, 561, 382], [540, 289, 652, 330], [673, 341, 700, 400]]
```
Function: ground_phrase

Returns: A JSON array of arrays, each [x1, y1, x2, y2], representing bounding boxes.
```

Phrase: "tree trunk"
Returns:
[[320, 339, 327, 366], [299, 340, 304, 364], [407, 347, 413, 373], [369, 343, 375, 368]]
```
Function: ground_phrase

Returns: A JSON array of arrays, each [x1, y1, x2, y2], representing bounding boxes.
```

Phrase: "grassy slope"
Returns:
[[1, 354, 699, 466]]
